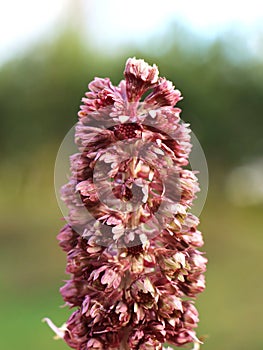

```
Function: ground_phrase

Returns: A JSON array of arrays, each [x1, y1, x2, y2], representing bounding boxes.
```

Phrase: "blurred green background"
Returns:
[[1, 1, 263, 349]]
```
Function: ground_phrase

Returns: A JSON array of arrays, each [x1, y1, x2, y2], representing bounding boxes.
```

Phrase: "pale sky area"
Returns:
[[0, 0, 263, 63]]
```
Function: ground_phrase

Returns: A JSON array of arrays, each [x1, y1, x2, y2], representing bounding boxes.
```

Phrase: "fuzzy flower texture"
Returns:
[[49, 58, 207, 350]]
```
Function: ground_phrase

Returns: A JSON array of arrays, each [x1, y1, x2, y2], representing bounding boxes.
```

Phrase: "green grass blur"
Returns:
[[0, 24, 263, 350]]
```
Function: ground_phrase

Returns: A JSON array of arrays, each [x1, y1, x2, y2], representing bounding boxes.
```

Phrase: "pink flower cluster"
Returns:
[[55, 58, 207, 350]]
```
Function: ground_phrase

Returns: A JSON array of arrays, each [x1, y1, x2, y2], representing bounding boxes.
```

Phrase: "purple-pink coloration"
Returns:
[[54, 58, 207, 350]]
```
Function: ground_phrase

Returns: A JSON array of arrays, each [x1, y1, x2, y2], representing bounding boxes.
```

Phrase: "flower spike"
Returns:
[[48, 58, 207, 350]]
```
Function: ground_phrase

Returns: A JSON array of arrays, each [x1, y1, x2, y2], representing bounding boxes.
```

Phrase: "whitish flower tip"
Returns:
[[42, 318, 67, 340], [192, 341, 201, 350]]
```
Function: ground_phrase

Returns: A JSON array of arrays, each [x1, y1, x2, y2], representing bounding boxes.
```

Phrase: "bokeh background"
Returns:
[[1, 1, 263, 349]]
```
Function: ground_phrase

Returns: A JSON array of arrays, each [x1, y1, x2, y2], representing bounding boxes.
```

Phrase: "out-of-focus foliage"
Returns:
[[0, 25, 263, 350], [1, 26, 263, 167]]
